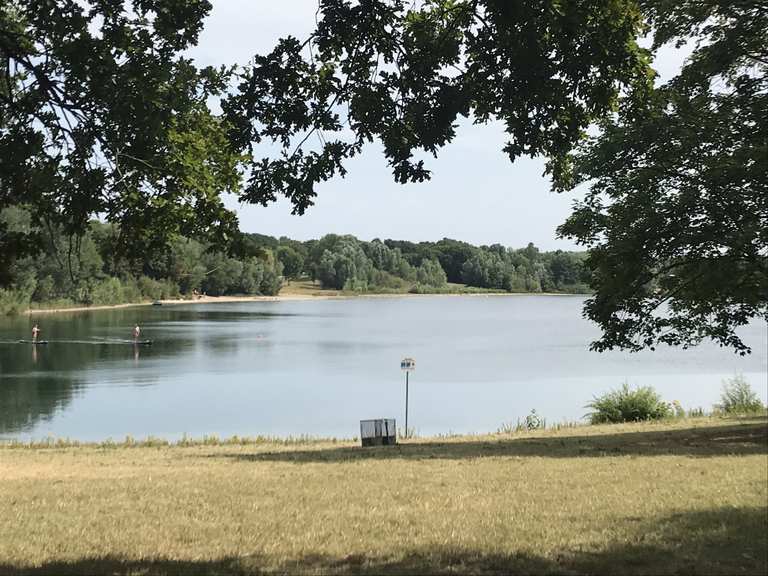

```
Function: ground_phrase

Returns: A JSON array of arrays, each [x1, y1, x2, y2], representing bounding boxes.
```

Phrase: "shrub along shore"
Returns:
[[1, 416, 766, 576]]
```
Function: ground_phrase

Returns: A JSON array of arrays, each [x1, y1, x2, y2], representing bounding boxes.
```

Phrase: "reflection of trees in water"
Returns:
[[0, 304, 283, 434], [0, 338, 181, 435], [0, 375, 81, 434], [0, 340, 89, 434]]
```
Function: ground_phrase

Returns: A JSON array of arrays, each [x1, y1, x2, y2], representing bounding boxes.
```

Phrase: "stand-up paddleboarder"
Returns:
[[133, 324, 141, 343], [31, 323, 40, 343]]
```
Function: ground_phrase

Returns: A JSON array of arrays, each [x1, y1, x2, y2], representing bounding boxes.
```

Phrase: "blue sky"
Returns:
[[188, 1, 688, 250]]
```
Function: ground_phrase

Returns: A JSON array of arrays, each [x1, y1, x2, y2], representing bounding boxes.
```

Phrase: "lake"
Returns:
[[0, 295, 766, 441]]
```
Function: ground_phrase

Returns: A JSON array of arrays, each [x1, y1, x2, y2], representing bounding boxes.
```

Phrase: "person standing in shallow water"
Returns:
[[31, 323, 40, 343], [133, 324, 141, 343]]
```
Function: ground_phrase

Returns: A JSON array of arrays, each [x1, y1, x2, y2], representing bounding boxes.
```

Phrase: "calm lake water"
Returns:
[[0, 296, 766, 441]]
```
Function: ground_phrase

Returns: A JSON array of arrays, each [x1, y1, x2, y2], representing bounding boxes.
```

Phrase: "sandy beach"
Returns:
[[24, 293, 326, 315], [24, 285, 580, 315]]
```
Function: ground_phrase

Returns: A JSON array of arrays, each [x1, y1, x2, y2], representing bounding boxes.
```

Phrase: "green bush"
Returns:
[[525, 409, 545, 431], [259, 264, 282, 296], [91, 277, 125, 305], [342, 277, 368, 291], [160, 279, 180, 299], [29, 297, 75, 310], [32, 275, 56, 302], [121, 277, 142, 303], [0, 285, 34, 315], [0, 274, 36, 315], [586, 383, 672, 424], [415, 258, 447, 288], [557, 282, 591, 294], [497, 409, 548, 434], [715, 375, 764, 414], [369, 269, 409, 291], [138, 276, 164, 300]]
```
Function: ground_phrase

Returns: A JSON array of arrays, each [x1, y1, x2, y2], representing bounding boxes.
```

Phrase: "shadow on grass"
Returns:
[[212, 419, 767, 464], [2, 507, 766, 575]]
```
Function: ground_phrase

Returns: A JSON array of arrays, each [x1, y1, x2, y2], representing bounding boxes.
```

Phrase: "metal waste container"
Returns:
[[360, 418, 396, 447]]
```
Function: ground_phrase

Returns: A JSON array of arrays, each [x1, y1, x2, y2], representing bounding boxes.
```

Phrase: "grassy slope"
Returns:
[[1, 417, 766, 575], [279, 280, 347, 298], [279, 280, 526, 298]]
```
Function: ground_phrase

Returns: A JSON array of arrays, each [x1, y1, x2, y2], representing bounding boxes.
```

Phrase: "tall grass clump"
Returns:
[[497, 409, 547, 434], [0, 287, 31, 315], [586, 383, 672, 424], [525, 409, 545, 430], [0, 278, 36, 315], [715, 375, 765, 414]]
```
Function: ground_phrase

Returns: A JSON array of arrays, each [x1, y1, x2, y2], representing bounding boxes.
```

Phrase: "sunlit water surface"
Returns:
[[0, 296, 765, 440]]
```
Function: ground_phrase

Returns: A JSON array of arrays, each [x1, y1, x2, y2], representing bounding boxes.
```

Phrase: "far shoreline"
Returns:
[[25, 290, 585, 315]]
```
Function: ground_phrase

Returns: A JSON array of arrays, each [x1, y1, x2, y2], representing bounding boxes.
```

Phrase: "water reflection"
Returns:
[[0, 375, 82, 434], [0, 298, 765, 440], [0, 306, 200, 433]]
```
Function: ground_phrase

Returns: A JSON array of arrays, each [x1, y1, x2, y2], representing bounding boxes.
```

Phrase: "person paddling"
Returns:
[[31, 323, 41, 343], [132, 324, 141, 343]]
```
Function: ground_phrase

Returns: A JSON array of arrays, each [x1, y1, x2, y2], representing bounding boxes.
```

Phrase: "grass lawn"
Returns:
[[1, 417, 766, 575], [279, 279, 347, 298]]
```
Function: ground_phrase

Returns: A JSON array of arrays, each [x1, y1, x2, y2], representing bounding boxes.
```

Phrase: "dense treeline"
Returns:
[[0, 207, 283, 314], [263, 234, 589, 295], [0, 207, 588, 314]]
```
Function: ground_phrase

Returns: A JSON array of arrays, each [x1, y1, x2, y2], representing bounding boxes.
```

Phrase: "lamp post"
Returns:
[[400, 357, 415, 438]]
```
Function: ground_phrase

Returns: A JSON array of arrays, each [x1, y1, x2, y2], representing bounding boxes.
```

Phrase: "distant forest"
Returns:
[[0, 207, 589, 314]]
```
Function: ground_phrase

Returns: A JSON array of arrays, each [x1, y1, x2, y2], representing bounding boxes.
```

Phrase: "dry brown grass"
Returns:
[[1, 417, 766, 575]]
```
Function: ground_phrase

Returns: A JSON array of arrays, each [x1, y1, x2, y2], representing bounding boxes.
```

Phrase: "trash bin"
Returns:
[[360, 418, 396, 447]]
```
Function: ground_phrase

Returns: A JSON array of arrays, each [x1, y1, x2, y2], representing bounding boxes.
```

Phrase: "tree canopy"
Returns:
[[1, 0, 764, 352], [0, 0, 241, 277], [0, 0, 649, 272], [224, 0, 650, 213], [558, 0, 767, 354], [231, 0, 764, 353]]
